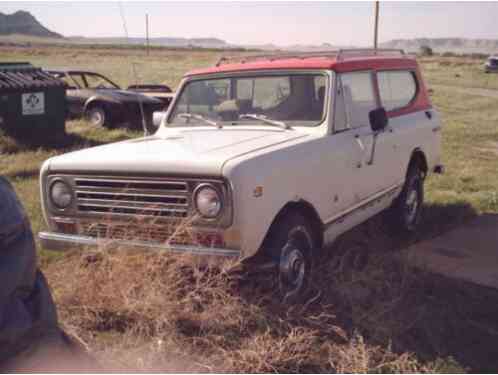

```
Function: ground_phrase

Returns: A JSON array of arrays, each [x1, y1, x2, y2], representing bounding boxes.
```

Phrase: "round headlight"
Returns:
[[50, 180, 73, 209], [194, 184, 222, 218]]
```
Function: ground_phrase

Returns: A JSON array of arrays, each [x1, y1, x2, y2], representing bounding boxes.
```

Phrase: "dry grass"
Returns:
[[45, 246, 454, 373]]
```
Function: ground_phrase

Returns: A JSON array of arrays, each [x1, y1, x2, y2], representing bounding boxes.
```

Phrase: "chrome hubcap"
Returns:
[[90, 110, 103, 126], [279, 246, 306, 290]]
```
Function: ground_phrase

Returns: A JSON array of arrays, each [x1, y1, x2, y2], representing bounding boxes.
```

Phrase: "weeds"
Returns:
[[46, 247, 459, 373]]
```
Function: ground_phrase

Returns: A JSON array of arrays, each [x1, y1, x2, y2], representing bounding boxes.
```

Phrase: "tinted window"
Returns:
[[378, 71, 417, 111], [169, 74, 327, 127], [339, 72, 377, 128]]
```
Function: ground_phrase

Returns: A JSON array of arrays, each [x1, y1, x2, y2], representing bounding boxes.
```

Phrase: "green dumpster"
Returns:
[[0, 62, 66, 143]]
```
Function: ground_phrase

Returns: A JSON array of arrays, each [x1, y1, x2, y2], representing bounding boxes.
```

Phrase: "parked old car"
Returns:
[[38, 49, 443, 302], [46, 69, 172, 130], [484, 55, 498, 73]]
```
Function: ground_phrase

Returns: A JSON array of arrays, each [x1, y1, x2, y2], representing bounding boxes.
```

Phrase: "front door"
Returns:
[[337, 71, 399, 202]]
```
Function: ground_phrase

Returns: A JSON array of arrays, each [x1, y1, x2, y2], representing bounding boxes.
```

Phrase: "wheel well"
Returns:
[[263, 200, 324, 250], [86, 98, 108, 111], [408, 149, 428, 178]]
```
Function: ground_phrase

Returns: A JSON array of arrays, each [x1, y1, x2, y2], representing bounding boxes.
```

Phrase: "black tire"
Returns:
[[265, 212, 317, 304], [388, 163, 424, 234], [85, 106, 107, 127]]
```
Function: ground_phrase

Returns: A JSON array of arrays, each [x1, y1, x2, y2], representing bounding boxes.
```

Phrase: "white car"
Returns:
[[39, 49, 443, 302], [485, 56, 498, 73]]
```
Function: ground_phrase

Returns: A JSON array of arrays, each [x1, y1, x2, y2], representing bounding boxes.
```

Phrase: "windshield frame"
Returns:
[[165, 69, 331, 129]]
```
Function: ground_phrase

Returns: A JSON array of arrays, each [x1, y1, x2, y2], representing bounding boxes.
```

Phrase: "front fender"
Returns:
[[83, 95, 121, 113], [223, 136, 329, 259]]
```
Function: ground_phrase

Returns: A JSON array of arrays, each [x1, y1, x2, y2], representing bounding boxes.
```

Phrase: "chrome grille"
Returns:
[[74, 177, 190, 218]]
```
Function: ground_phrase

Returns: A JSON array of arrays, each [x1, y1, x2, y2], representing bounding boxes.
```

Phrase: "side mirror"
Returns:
[[369, 107, 388, 132], [152, 111, 167, 128]]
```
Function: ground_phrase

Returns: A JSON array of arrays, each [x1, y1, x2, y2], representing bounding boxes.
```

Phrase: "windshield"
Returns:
[[168, 73, 327, 127], [81, 73, 120, 89]]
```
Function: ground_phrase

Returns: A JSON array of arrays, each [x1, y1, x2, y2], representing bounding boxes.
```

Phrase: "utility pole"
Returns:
[[145, 13, 150, 56], [373, 1, 379, 50]]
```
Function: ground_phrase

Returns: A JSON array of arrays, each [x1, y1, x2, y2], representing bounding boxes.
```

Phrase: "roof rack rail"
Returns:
[[336, 48, 405, 60], [215, 48, 405, 66]]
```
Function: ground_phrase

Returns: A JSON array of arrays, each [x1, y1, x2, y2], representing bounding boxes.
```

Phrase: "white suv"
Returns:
[[39, 49, 443, 301]]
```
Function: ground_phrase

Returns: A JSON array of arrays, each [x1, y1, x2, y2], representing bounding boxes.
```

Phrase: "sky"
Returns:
[[1, 1, 498, 47]]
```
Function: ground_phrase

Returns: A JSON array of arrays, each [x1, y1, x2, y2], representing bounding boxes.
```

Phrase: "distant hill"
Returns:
[[381, 38, 498, 54], [0, 10, 62, 38]]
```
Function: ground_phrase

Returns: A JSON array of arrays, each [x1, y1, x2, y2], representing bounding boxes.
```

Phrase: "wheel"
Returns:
[[85, 106, 107, 127], [388, 164, 424, 234], [265, 212, 317, 304]]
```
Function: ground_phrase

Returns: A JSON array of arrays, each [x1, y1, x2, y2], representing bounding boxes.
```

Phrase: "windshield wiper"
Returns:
[[178, 113, 222, 128], [238, 114, 291, 130]]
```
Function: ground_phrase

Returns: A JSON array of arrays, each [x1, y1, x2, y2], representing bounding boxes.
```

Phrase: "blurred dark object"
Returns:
[[0, 176, 96, 371]]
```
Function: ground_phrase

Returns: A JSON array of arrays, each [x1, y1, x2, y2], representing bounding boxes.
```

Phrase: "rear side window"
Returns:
[[377, 71, 417, 111]]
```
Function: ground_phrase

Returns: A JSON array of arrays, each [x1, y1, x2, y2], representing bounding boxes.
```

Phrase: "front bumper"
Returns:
[[39, 231, 241, 258]]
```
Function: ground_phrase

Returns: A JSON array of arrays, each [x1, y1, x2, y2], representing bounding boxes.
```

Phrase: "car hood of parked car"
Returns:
[[45, 127, 309, 176], [85, 89, 163, 104]]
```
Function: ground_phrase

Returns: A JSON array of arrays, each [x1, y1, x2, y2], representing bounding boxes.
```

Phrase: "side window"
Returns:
[[69, 74, 85, 88], [378, 71, 417, 111], [339, 72, 377, 128]]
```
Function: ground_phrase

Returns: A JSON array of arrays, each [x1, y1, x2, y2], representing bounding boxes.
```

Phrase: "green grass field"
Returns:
[[2, 44, 498, 371]]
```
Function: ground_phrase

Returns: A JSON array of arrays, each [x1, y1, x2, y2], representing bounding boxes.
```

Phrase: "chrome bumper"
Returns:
[[38, 231, 241, 258]]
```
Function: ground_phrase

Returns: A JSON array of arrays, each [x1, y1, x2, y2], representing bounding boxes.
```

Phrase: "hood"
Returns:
[[47, 127, 308, 176], [94, 89, 162, 104]]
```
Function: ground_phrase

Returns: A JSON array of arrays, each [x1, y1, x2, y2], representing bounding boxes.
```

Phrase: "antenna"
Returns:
[[118, 1, 149, 137]]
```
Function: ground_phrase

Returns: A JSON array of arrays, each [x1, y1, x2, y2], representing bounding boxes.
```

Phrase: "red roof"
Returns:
[[186, 55, 418, 76]]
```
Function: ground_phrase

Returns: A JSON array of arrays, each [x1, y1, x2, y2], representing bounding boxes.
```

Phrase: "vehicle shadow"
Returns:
[[311, 203, 498, 372], [237, 202, 498, 371]]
